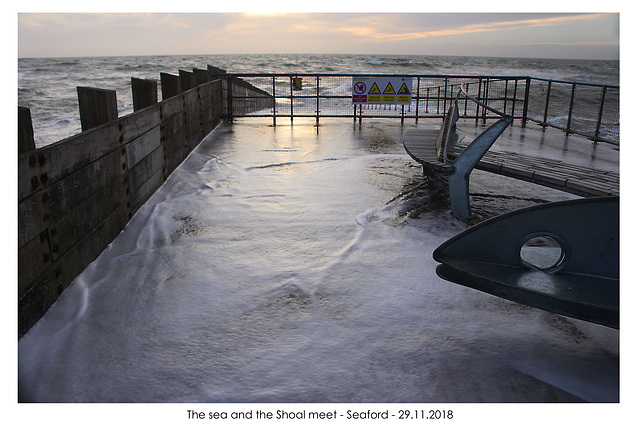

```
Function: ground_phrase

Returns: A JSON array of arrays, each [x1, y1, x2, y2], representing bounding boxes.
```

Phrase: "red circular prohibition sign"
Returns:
[[354, 82, 367, 94]]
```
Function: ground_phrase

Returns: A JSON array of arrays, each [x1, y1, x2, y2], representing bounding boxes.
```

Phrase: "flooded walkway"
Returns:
[[19, 118, 618, 403]]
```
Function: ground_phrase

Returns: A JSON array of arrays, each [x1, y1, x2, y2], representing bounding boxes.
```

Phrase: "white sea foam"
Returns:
[[18, 118, 619, 403]]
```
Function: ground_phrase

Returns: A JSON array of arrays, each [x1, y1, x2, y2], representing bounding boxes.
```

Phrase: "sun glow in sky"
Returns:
[[17, 8, 621, 60]]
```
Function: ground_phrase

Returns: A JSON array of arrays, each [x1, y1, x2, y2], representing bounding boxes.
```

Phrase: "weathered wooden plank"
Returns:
[[160, 92, 185, 119], [18, 202, 130, 337], [500, 164, 535, 178], [193, 68, 209, 85], [18, 233, 51, 295], [49, 175, 128, 262], [126, 125, 162, 168], [19, 70, 225, 337], [18, 192, 47, 248], [179, 70, 195, 91], [129, 168, 165, 215], [120, 103, 162, 143], [56, 203, 131, 289], [405, 124, 618, 198], [127, 145, 164, 207], [18, 121, 121, 201], [77, 87, 118, 131], [532, 171, 569, 187], [132, 77, 158, 111], [183, 84, 200, 107], [43, 148, 125, 225], [160, 72, 181, 100], [19, 269, 60, 337], [19, 106, 36, 153], [564, 179, 611, 196]]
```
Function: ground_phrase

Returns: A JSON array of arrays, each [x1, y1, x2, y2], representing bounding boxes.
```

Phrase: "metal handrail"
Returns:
[[220, 73, 618, 145]]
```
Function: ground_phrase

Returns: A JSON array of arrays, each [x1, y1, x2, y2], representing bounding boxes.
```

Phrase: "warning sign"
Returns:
[[397, 82, 411, 103], [352, 77, 412, 105], [368, 82, 381, 102], [382, 82, 396, 103], [353, 82, 367, 94]]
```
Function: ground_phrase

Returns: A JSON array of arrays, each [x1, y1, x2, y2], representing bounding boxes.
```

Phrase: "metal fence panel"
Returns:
[[220, 74, 618, 145]]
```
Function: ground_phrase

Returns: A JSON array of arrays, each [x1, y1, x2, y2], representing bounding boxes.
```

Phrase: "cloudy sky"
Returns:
[[17, 6, 621, 60]]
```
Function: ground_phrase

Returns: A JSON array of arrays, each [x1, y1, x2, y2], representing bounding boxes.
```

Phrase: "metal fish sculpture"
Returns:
[[433, 197, 619, 328]]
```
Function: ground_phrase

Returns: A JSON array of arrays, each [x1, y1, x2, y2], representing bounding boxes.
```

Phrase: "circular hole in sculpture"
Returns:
[[520, 235, 565, 272]]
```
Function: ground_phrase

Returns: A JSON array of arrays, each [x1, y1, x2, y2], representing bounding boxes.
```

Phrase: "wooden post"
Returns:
[[131, 77, 158, 111], [18, 106, 36, 153], [193, 68, 209, 85], [77, 86, 118, 131], [207, 65, 225, 81], [160, 72, 181, 100], [179, 70, 195, 91]]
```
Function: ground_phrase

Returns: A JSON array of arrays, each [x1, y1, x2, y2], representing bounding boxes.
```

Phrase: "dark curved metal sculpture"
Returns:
[[433, 197, 619, 328]]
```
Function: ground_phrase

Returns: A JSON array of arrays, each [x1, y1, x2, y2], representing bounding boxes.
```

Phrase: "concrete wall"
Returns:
[[18, 65, 269, 337]]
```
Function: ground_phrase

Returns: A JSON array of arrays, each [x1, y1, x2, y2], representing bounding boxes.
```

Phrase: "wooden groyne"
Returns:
[[18, 65, 268, 337]]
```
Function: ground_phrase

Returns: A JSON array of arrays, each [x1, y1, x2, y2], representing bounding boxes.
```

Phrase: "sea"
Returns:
[[18, 54, 619, 147], [18, 54, 622, 423]]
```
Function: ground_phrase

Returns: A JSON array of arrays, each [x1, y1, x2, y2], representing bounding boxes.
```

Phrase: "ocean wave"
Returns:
[[51, 60, 82, 67], [18, 54, 618, 147], [115, 63, 161, 72]]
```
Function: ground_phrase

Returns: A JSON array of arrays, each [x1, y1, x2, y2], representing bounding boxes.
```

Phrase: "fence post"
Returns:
[[77, 86, 118, 131], [463, 83, 470, 117], [289, 76, 294, 123], [131, 77, 158, 111], [272, 76, 277, 127], [594, 84, 608, 144], [414, 77, 420, 122], [227, 76, 234, 121], [511, 79, 518, 118], [482, 79, 489, 124], [426, 87, 430, 114], [193, 68, 209, 85], [443, 77, 449, 114], [543, 80, 552, 130], [475, 78, 482, 124], [160, 72, 181, 100], [503, 79, 509, 114], [179, 70, 195, 91], [207, 65, 225, 80], [521, 78, 531, 127], [18, 106, 36, 153], [316, 75, 320, 127], [566, 82, 577, 135]]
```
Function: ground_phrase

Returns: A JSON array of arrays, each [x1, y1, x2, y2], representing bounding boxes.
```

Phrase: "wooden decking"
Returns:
[[403, 128, 619, 197]]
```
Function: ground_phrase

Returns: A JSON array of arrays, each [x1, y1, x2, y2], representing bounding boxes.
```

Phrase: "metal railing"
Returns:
[[526, 78, 619, 145], [219, 73, 619, 145]]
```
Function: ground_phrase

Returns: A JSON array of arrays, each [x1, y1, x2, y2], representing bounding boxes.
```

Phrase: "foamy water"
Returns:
[[18, 118, 618, 403]]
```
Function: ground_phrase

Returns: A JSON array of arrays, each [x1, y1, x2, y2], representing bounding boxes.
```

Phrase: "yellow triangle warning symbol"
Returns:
[[397, 82, 411, 95], [383, 82, 396, 94], [368, 82, 381, 94]]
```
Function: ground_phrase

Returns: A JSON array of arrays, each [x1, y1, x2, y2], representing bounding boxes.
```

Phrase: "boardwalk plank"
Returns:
[[404, 126, 619, 198]]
